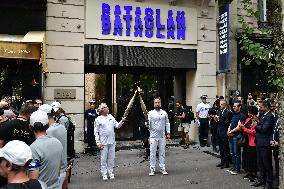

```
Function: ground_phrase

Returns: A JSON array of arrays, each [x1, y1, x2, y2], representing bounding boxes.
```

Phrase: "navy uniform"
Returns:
[[196, 95, 211, 147], [84, 100, 98, 152]]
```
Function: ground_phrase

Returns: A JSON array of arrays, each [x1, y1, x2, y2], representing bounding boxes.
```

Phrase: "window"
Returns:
[[258, 0, 267, 22]]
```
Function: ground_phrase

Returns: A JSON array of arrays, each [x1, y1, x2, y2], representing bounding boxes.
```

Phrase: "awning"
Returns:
[[85, 44, 197, 69], [0, 31, 47, 72]]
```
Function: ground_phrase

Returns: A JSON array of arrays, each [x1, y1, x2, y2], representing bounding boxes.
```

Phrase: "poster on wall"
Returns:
[[218, 3, 229, 72]]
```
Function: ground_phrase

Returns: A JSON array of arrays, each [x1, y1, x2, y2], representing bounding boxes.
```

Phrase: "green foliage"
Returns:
[[238, 0, 284, 89]]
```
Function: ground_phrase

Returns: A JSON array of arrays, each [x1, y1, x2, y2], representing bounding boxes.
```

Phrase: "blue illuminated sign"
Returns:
[[101, 3, 186, 40]]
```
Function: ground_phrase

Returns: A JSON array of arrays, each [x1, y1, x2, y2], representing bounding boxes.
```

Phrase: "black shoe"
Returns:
[[206, 144, 210, 147], [179, 140, 185, 145], [263, 185, 273, 189], [183, 144, 189, 149], [243, 174, 250, 180], [216, 163, 224, 167], [249, 176, 255, 182], [220, 164, 229, 169], [251, 180, 265, 187]]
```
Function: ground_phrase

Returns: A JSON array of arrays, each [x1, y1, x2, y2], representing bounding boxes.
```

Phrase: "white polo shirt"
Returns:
[[196, 102, 211, 118]]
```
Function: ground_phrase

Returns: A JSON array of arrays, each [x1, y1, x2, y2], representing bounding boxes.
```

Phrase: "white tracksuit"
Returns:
[[148, 109, 170, 171], [94, 114, 123, 176]]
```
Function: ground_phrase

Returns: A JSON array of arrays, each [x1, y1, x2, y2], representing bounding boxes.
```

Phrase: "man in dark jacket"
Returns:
[[215, 99, 233, 169], [252, 99, 274, 189]]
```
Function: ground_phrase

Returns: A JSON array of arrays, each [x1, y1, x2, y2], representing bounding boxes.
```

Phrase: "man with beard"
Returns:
[[148, 97, 170, 176]]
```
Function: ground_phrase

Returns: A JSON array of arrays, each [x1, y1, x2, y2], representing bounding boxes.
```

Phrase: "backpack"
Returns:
[[57, 115, 75, 132], [183, 106, 194, 122]]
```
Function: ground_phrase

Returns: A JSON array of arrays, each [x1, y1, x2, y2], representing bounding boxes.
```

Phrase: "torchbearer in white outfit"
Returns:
[[94, 103, 125, 181], [148, 97, 170, 176]]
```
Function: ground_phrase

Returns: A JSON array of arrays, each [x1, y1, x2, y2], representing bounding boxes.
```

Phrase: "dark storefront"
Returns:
[[85, 44, 197, 139], [0, 0, 46, 107], [238, 37, 277, 100]]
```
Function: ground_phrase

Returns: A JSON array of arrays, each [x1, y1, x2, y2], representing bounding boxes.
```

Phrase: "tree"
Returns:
[[238, 0, 284, 188]]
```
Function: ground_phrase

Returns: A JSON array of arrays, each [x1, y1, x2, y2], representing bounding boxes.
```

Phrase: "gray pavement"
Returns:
[[69, 142, 255, 189]]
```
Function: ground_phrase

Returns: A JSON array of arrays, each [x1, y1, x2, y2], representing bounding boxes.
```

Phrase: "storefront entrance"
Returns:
[[85, 44, 197, 139], [0, 58, 41, 109]]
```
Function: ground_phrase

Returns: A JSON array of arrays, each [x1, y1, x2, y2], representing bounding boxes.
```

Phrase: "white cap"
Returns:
[[0, 140, 32, 166], [51, 101, 61, 112], [38, 104, 53, 114], [30, 110, 49, 127], [89, 99, 96, 103]]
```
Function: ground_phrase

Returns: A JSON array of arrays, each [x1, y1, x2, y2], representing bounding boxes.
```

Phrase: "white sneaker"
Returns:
[[109, 173, 115, 179], [102, 175, 108, 181], [160, 169, 168, 175], [149, 168, 155, 176]]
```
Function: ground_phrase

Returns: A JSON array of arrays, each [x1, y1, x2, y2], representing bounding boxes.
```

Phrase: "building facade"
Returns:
[[44, 0, 218, 151]]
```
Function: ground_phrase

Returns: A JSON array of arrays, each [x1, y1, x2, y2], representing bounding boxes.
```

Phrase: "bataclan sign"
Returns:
[[101, 3, 186, 40], [86, 0, 197, 45]]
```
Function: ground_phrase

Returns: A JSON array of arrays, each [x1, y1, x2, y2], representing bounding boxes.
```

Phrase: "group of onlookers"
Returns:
[[0, 95, 72, 189], [204, 94, 279, 189]]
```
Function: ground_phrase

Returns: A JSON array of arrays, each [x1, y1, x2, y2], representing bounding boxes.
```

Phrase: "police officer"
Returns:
[[196, 95, 211, 147], [84, 99, 98, 154]]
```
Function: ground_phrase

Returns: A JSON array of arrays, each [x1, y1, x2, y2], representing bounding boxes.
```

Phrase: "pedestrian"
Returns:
[[238, 106, 259, 182], [84, 99, 99, 154], [175, 101, 190, 148], [0, 103, 37, 148], [0, 140, 47, 189], [39, 104, 68, 189], [215, 99, 233, 169], [196, 95, 211, 147], [51, 101, 75, 158], [51, 101, 68, 129], [34, 99, 43, 109], [236, 96, 248, 116], [94, 103, 126, 181], [28, 110, 63, 189], [0, 109, 8, 126], [227, 100, 246, 175], [148, 97, 170, 176], [251, 99, 274, 189]]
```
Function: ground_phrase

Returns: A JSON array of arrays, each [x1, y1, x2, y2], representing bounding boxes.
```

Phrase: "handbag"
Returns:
[[238, 133, 248, 146]]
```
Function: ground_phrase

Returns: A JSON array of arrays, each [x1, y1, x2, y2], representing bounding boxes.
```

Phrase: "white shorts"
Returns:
[[178, 123, 190, 133]]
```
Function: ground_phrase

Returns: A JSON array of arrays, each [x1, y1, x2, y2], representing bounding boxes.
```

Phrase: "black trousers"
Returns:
[[273, 147, 279, 177], [257, 146, 273, 187], [199, 118, 209, 146], [86, 124, 95, 147], [218, 136, 230, 165], [210, 122, 218, 148]]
